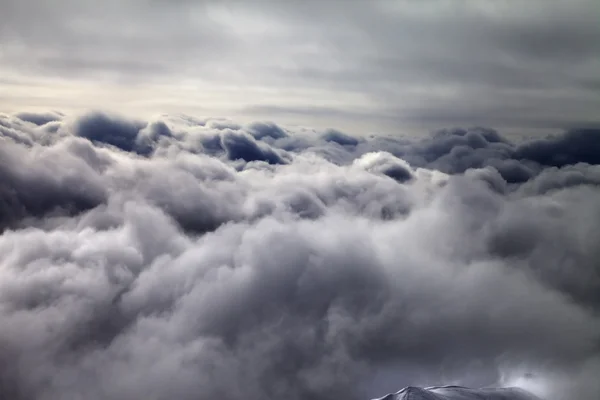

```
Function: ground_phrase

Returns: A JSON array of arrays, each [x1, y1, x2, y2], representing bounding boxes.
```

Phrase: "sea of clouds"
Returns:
[[1, 110, 600, 400]]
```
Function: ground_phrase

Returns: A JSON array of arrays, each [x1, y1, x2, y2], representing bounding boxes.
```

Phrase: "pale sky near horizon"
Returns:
[[1, 0, 599, 136]]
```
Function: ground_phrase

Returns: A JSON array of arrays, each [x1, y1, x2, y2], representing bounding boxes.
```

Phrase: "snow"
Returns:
[[372, 385, 542, 400]]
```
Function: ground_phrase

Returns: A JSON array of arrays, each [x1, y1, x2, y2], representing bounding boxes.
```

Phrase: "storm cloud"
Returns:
[[0, 110, 600, 400]]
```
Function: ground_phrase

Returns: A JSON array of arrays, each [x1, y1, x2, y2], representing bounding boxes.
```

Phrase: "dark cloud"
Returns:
[[0, 138, 108, 231], [220, 130, 286, 164], [14, 111, 63, 126], [322, 129, 362, 147], [247, 121, 289, 140], [514, 128, 600, 167], [341, 127, 600, 187], [72, 111, 147, 153], [1, 111, 600, 400], [135, 120, 174, 155]]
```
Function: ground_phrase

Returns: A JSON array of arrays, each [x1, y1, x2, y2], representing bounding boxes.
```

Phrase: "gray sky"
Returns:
[[1, 0, 599, 135]]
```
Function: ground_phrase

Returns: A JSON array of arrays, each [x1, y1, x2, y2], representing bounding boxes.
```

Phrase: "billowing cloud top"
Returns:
[[1, 110, 600, 400], [1, 0, 599, 134]]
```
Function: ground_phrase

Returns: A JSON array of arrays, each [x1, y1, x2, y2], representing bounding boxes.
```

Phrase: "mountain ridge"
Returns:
[[372, 385, 542, 400]]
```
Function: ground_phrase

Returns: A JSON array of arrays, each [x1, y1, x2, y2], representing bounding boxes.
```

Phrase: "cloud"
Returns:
[[354, 152, 414, 183], [1, 111, 600, 400], [247, 121, 289, 140], [14, 111, 63, 126], [322, 129, 362, 147], [135, 120, 174, 156], [1, 1, 598, 134], [514, 128, 600, 167], [71, 111, 147, 153], [0, 137, 108, 231], [220, 130, 287, 165]]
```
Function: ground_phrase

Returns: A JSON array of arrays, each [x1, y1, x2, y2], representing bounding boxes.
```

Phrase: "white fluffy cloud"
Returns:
[[1, 111, 600, 400]]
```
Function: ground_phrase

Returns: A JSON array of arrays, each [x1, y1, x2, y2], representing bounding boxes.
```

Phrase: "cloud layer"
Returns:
[[1, 0, 598, 134], [1, 110, 600, 400]]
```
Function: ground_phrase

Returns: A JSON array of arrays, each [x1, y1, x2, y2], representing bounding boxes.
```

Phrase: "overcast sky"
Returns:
[[2, 4, 600, 398], [1, 0, 599, 135]]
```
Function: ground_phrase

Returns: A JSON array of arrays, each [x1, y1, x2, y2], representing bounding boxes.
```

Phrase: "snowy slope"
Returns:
[[373, 385, 542, 400]]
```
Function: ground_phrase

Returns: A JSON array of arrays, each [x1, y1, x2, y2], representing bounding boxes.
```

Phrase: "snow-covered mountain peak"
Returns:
[[373, 385, 542, 400]]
